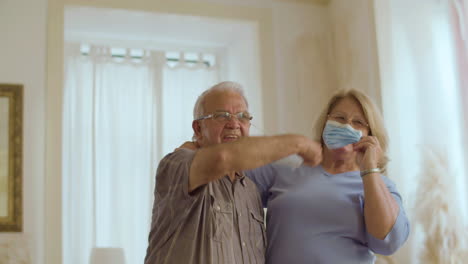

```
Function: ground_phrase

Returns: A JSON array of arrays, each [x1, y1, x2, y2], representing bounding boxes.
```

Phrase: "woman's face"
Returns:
[[324, 96, 370, 160]]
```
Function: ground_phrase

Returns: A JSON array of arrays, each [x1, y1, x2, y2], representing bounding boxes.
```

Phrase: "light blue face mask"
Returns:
[[322, 120, 362, 149]]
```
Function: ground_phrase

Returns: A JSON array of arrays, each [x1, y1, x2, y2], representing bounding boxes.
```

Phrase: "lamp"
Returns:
[[90, 247, 126, 264]]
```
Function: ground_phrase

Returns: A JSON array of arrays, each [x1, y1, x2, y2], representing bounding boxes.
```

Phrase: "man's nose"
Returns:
[[225, 116, 241, 129]]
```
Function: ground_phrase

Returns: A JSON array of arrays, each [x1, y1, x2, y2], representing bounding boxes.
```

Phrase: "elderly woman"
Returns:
[[246, 89, 410, 264]]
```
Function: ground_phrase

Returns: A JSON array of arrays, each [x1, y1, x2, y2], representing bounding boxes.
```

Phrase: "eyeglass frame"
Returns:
[[195, 111, 253, 124], [327, 112, 369, 130]]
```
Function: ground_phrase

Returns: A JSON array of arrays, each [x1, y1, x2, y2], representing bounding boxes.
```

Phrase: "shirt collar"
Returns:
[[236, 171, 246, 186], [224, 172, 246, 186]]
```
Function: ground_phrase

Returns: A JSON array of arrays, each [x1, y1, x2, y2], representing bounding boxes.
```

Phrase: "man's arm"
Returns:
[[189, 134, 321, 192]]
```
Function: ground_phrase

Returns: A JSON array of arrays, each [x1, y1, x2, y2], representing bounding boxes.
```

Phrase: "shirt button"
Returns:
[[216, 206, 221, 211], [242, 241, 246, 247], [239, 212, 242, 217]]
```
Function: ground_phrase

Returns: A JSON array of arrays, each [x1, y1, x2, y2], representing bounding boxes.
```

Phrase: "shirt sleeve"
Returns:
[[155, 148, 199, 200], [365, 176, 411, 255], [245, 164, 278, 208], [148, 149, 205, 251]]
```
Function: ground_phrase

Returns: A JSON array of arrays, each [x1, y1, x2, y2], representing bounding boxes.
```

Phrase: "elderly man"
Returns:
[[144, 81, 321, 264]]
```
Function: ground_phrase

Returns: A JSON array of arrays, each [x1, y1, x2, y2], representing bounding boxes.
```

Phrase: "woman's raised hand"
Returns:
[[353, 136, 383, 170]]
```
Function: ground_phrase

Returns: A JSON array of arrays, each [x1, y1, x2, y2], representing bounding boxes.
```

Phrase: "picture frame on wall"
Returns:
[[0, 83, 23, 232]]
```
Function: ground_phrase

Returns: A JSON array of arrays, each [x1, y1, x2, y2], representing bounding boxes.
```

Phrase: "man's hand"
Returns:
[[175, 141, 200, 152], [299, 139, 322, 167]]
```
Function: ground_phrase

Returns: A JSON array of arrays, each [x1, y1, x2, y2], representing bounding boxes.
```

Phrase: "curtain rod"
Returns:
[[80, 52, 211, 67]]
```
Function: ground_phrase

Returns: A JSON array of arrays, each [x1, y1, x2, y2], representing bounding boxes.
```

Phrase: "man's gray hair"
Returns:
[[193, 81, 249, 120]]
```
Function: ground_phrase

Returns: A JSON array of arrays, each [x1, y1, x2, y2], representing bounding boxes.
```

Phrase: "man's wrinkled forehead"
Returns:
[[203, 90, 248, 114]]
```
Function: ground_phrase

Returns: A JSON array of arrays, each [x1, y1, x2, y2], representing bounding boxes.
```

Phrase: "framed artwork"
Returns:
[[0, 84, 23, 232]]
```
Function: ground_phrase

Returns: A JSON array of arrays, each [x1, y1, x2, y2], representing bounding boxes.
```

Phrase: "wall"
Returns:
[[328, 0, 382, 107], [0, 0, 47, 263], [272, 1, 333, 138], [272, 0, 382, 138]]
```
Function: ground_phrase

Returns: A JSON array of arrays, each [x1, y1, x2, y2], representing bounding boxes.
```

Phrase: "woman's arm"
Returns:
[[354, 136, 399, 238], [362, 172, 399, 239], [354, 136, 409, 254], [363, 175, 410, 254]]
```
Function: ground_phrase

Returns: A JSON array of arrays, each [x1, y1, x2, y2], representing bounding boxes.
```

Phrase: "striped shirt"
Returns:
[[144, 149, 266, 264]]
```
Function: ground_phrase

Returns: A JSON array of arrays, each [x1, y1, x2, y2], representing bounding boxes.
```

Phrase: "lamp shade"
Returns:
[[90, 247, 126, 264]]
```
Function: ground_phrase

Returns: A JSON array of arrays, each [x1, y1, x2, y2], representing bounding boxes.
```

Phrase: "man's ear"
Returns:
[[192, 120, 202, 139]]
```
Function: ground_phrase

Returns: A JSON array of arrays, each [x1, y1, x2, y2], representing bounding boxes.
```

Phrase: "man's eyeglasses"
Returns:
[[328, 112, 369, 130], [195, 111, 253, 124]]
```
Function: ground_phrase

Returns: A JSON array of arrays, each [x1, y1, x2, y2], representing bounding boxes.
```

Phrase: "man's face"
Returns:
[[193, 90, 251, 147]]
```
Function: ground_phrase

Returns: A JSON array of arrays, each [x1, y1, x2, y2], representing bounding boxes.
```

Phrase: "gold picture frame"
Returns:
[[0, 84, 23, 232]]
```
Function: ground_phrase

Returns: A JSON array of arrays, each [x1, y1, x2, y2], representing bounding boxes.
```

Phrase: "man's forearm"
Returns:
[[212, 135, 309, 172], [189, 134, 321, 192]]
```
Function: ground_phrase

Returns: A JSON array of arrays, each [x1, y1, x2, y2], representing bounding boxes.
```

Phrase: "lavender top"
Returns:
[[246, 164, 410, 264]]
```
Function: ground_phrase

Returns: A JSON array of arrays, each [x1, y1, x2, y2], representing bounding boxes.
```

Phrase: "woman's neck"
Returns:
[[321, 152, 359, 174]]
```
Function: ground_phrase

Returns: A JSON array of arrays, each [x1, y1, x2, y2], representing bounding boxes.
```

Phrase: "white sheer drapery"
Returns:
[[63, 44, 163, 264], [63, 44, 95, 264], [451, 0, 468, 169], [377, 0, 468, 262], [63, 44, 220, 264]]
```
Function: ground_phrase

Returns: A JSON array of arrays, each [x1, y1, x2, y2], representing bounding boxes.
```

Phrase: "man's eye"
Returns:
[[241, 113, 252, 120], [214, 112, 230, 119]]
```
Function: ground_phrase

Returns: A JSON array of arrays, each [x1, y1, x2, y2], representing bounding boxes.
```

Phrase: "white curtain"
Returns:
[[377, 0, 468, 262], [63, 44, 95, 264], [451, 0, 468, 175], [63, 44, 163, 264], [63, 44, 220, 264]]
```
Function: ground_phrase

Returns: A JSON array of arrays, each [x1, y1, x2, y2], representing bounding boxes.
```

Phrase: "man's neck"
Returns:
[[227, 171, 238, 182]]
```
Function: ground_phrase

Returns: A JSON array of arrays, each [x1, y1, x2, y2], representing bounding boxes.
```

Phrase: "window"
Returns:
[[63, 44, 220, 264], [63, 7, 262, 263]]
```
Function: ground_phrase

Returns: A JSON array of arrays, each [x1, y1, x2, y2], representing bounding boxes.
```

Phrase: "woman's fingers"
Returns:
[[354, 136, 384, 170], [354, 136, 381, 151]]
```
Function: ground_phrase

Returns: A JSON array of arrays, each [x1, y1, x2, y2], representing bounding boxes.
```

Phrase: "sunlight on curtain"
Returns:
[[377, 0, 468, 262], [431, 12, 467, 216], [452, 0, 468, 185], [63, 44, 95, 264], [63, 44, 164, 264], [382, 0, 467, 218]]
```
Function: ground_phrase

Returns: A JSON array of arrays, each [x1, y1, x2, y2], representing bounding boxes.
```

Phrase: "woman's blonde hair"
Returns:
[[314, 89, 389, 173]]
